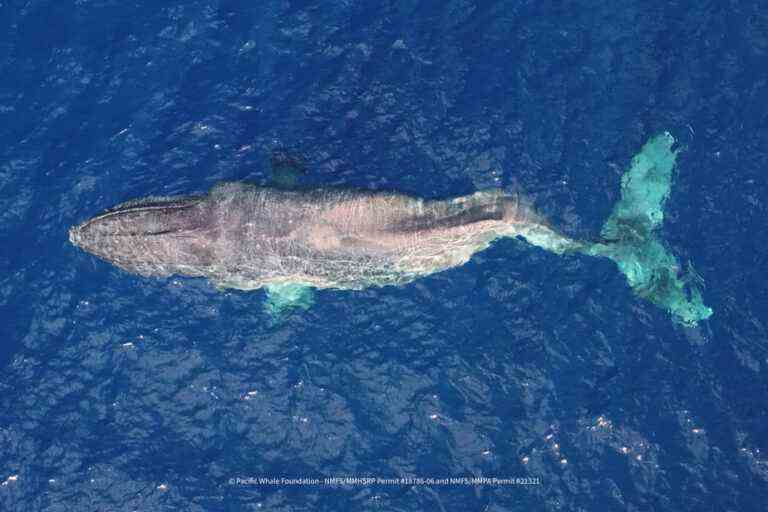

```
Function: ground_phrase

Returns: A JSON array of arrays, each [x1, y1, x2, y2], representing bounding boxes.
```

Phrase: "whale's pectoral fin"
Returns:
[[268, 150, 307, 189], [264, 282, 316, 317]]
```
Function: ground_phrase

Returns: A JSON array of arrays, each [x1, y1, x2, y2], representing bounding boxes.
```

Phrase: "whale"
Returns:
[[69, 133, 713, 325]]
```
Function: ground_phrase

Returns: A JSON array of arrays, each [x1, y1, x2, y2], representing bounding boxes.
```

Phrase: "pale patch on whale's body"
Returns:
[[69, 133, 712, 325]]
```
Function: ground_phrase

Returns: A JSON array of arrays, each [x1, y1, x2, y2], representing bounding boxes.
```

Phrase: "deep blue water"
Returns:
[[2, 1, 767, 510]]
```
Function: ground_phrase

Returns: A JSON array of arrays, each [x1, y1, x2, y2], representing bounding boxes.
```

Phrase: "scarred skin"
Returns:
[[69, 182, 578, 290]]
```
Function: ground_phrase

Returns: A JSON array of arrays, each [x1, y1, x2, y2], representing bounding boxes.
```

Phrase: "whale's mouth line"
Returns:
[[69, 196, 205, 248], [68, 195, 202, 232], [85, 199, 201, 225], [98, 228, 198, 238]]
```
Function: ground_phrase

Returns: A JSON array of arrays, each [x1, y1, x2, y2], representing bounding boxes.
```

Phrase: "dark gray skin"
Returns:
[[69, 182, 578, 291]]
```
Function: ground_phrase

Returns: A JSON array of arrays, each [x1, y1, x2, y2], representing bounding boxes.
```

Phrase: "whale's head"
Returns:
[[69, 195, 217, 277]]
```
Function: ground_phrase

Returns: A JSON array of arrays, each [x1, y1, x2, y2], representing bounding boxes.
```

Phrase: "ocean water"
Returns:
[[1, 1, 767, 510]]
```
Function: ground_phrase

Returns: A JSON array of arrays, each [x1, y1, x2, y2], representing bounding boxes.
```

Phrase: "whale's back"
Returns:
[[70, 182, 537, 290]]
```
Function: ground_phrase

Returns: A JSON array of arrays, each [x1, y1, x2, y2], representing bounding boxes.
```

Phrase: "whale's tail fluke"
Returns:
[[582, 132, 712, 326]]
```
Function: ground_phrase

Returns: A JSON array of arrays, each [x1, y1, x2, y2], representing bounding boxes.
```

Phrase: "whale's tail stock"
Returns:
[[514, 132, 713, 326]]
